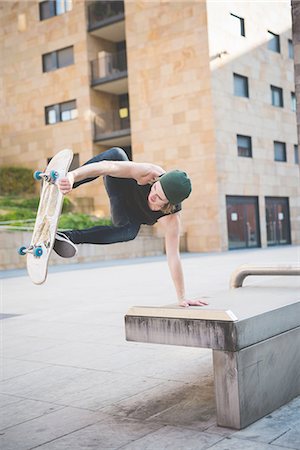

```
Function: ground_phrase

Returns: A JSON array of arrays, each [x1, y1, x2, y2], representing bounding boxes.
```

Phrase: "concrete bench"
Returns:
[[124, 274, 300, 430]]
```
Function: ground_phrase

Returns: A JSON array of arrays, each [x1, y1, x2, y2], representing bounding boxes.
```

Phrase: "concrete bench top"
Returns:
[[125, 278, 300, 351]]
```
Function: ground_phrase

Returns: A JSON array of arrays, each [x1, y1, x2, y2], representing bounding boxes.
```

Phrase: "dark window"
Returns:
[[42, 47, 74, 72], [265, 197, 291, 246], [45, 100, 77, 125], [226, 196, 261, 250], [233, 73, 249, 98], [230, 13, 245, 37], [268, 31, 280, 53], [237, 135, 252, 157], [294, 145, 299, 164], [288, 39, 294, 59], [39, 0, 72, 21], [274, 141, 286, 162], [291, 92, 296, 112], [39, 1, 55, 20], [42, 52, 57, 72], [271, 85, 284, 107]]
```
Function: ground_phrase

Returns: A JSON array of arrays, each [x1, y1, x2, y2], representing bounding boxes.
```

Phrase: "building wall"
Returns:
[[206, 0, 300, 248], [0, 0, 95, 203], [125, 0, 222, 252], [1, 1, 299, 253]]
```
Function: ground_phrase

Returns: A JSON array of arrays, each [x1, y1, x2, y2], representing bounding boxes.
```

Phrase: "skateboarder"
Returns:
[[55, 147, 208, 308]]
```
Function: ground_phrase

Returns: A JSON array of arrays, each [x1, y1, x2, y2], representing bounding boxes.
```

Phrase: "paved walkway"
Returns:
[[0, 245, 299, 449]]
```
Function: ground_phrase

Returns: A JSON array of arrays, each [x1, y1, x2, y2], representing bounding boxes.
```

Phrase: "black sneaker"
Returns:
[[53, 231, 78, 258]]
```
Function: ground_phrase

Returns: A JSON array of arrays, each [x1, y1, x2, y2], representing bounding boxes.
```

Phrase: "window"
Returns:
[[274, 141, 286, 162], [39, 0, 72, 21], [42, 46, 74, 72], [271, 85, 284, 107], [230, 13, 245, 37], [226, 196, 261, 250], [45, 100, 77, 125], [291, 92, 296, 112], [237, 135, 252, 158], [295, 145, 299, 164], [233, 73, 249, 98], [288, 39, 294, 59], [265, 197, 291, 246], [267, 31, 280, 53]]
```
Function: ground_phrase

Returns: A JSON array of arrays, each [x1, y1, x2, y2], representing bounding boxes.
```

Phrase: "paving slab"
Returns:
[[0, 407, 104, 450], [0, 246, 299, 449], [119, 426, 223, 450]]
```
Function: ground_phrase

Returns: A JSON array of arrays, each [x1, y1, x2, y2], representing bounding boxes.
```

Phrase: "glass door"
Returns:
[[226, 196, 261, 250], [265, 197, 291, 246]]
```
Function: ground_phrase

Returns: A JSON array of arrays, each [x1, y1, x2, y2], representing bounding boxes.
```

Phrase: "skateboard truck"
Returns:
[[18, 245, 43, 258], [34, 170, 59, 184]]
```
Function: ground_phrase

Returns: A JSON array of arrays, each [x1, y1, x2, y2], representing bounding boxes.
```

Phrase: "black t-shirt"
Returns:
[[123, 180, 181, 225]]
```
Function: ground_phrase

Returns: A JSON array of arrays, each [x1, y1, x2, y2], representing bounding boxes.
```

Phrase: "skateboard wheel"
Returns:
[[50, 170, 59, 182], [33, 247, 43, 258], [18, 246, 27, 256], [34, 171, 43, 181]]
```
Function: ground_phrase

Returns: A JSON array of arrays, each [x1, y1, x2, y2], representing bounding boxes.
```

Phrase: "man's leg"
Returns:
[[54, 147, 140, 256]]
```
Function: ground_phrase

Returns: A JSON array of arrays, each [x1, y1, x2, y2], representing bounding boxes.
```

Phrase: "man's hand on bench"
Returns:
[[179, 298, 209, 308]]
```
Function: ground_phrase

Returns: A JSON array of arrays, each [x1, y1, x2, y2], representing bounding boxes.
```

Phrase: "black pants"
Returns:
[[66, 147, 140, 245]]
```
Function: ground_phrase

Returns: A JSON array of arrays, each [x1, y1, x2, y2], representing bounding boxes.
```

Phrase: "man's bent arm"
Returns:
[[58, 160, 165, 194]]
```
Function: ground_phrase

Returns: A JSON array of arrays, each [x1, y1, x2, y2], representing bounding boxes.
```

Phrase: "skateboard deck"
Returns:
[[19, 149, 73, 285]]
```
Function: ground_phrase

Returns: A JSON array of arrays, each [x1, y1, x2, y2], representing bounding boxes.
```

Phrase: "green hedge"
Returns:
[[0, 167, 36, 195], [0, 195, 111, 229], [58, 213, 111, 230]]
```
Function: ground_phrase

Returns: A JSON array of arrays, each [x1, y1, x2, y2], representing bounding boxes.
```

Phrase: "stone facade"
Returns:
[[0, 0, 299, 253]]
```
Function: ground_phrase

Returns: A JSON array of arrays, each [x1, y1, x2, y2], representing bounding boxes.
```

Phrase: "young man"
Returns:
[[55, 147, 208, 308]]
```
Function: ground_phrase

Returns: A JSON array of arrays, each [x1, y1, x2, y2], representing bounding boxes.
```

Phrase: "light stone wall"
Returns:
[[0, 226, 165, 270], [1, 0, 299, 255], [0, 0, 98, 209], [206, 0, 300, 248], [125, 0, 221, 252]]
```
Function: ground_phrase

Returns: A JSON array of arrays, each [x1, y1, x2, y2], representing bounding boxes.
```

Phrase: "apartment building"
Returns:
[[1, 0, 299, 252]]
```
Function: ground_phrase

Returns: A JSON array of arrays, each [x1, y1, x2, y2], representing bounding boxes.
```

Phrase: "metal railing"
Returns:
[[88, 1, 124, 30], [94, 109, 130, 141], [230, 265, 300, 288], [91, 49, 127, 83]]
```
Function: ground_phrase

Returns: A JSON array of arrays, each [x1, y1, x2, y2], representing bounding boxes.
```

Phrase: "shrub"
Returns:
[[58, 213, 111, 230], [0, 167, 36, 195]]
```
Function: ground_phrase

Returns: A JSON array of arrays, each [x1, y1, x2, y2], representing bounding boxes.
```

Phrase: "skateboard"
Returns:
[[18, 149, 73, 285]]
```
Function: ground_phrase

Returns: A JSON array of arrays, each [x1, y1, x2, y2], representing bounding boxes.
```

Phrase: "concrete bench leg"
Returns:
[[213, 326, 300, 429]]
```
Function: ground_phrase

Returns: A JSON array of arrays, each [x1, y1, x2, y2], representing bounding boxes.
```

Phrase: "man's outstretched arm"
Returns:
[[158, 213, 209, 307], [58, 161, 165, 194]]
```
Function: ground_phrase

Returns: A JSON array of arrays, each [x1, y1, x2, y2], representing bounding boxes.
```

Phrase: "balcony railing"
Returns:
[[94, 109, 131, 143], [91, 49, 127, 85], [88, 1, 124, 31]]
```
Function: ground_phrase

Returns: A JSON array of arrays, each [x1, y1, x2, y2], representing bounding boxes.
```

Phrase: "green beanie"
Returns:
[[159, 170, 192, 205]]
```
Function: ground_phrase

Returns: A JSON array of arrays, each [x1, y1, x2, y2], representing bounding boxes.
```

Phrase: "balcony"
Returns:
[[88, 1, 125, 42], [91, 49, 128, 94], [93, 109, 131, 147]]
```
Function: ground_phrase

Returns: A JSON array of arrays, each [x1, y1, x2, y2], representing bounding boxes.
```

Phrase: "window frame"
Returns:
[[271, 85, 284, 108], [230, 13, 245, 37], [294, 145, 299, 164], [288, 39, 294, 59], [274, 141, 287, 162], [233, 73, 249, 98], [291, 92, 296, 112], [267, 30, 281, 53], [45, 99, 77, 125], [39, 0, 72, 21], [237, 134, 252, 158], [42, 46, 74, 73]]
